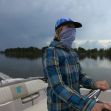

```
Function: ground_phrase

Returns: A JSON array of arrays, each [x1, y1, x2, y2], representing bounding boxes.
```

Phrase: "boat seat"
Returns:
[[0, 79, 47, 105], [0, 86, 13, 104], [24, 79, 47, 95], [10, 82, 28, 100]]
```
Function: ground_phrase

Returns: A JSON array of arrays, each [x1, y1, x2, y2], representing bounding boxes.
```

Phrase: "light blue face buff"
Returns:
[[60, 27, 76, 48]]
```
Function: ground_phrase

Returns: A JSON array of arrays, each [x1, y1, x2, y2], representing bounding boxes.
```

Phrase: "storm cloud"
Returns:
[[0, 0, 111, 50]]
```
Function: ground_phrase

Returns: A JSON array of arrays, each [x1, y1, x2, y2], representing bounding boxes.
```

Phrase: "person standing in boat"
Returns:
[[42, 18, 111, 111]]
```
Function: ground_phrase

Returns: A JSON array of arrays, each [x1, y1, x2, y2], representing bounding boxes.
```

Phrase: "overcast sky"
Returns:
[[0, 0, 111, 50]]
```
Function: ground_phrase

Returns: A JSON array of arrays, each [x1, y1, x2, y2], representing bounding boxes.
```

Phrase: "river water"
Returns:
[[0, 54, 111, 86]]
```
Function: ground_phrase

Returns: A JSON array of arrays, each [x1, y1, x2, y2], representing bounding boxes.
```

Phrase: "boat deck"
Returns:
[[0, 74, 111, 111], [24, 88, 111, 111]]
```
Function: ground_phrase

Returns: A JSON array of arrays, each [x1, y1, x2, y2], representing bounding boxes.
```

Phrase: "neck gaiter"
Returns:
[[60, 27, 76, 48]]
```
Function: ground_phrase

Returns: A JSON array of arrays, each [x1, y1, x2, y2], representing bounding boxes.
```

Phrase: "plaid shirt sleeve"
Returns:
[[43, 47, 96, 111]]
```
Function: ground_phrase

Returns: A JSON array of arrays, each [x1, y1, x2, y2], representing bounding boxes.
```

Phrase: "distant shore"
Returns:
[[0, 47, 42, 59], [0, 47, 111, 60]]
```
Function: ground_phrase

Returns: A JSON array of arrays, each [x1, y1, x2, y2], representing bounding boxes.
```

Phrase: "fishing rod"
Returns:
[[87, 89, 110, 111]]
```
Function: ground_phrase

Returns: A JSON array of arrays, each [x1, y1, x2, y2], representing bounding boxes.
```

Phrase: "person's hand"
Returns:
[[92, 103, 111, 111], [105, 102, 111, 107], [92, 103, 104, 111], [95, 80, 109, 91], [103, 102, 111, 111]]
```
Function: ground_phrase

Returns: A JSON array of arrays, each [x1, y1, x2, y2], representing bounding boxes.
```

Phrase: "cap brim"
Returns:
[[73, 22, 82, 28], [55, 21, 82, 30]]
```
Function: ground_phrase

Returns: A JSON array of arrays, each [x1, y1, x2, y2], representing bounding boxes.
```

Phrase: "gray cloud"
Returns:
[[0, 0, 111, 50]]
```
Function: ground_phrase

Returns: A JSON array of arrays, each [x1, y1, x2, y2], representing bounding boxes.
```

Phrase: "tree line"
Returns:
[[1, 47, 111, 60], [2, 47, 42, 59], [74, 47, 111, 60]]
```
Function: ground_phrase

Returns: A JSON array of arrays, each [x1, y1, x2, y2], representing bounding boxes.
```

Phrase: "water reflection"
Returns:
[[79, 54, 99, 60], [0, 54, 111, 86], [80, 57, 111, 86], [0, 54, 44, 78]]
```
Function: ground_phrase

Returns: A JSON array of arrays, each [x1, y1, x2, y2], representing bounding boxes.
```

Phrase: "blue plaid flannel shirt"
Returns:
[[42, 40, 97, 111]]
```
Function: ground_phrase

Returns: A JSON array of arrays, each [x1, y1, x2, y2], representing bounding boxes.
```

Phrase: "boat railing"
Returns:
[[0, 77, 45, 87]]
